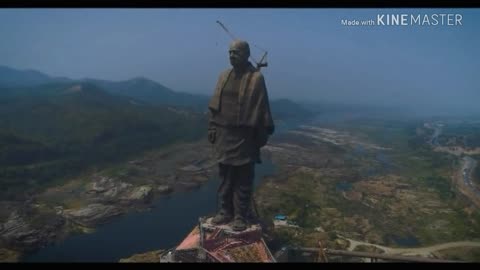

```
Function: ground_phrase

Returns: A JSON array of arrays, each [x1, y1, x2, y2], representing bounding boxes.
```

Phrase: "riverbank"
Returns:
[[422, 120, 480, 207], [4, 113, 310, 262], [20, 152, 276, 262], [16, 114, 313, 262], [0, 140, 220, 262], [452, 156, 480, 208]]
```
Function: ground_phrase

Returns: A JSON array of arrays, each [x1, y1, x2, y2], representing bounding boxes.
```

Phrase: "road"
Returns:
[[340, 235, 480, 258]]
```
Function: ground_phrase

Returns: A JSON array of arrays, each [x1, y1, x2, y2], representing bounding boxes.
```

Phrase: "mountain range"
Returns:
[[0, 65, 313, 116]]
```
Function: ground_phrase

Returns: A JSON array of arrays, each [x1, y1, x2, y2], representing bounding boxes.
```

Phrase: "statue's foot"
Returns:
[[211, 212, 233, 225], [232, 217, 247, 231]]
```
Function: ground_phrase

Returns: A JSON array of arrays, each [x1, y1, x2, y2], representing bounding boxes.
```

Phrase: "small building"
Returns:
[[274, 215, 287, 221]]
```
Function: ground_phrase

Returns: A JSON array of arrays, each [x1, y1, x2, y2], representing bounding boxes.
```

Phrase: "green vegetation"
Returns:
[[436, 246, 480, 262], [440, 122, 480, 148], [86, 77, 210, 111], [0, 82, 207, 200], [422, 176, 455, 200], [259, 169, 480, 249], [0, 248, 20, 262], [257, 117, 480, 251]]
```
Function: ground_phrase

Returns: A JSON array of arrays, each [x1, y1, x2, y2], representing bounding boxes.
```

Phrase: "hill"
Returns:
[[84, 77, 209, 111], [0, 65, 70, 88], [0, 82, 206, 200], [0, 66, 313, 118]]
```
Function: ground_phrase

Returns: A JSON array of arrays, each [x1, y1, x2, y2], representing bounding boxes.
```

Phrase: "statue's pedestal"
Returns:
[[163, 216, 275, 262]]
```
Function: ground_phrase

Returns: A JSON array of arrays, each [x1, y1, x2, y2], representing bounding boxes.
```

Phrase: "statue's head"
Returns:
[[229, 39, 250, 68]]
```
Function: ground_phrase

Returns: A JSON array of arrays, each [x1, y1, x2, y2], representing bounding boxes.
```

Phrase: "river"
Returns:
[[22, 113, 340, 262], [23, 160, 276, 262], [462, 156, 480, 198], [22, 114, 315, 262]]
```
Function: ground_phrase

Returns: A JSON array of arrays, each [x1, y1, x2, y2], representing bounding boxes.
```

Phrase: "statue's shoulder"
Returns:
[[250, 69, 265, 85], [245, 63, 263, 79], [218, 68, 233, 80]]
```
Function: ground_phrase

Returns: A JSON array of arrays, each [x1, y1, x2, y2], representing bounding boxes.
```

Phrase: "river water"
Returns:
[[23, 160, 276, 262], [23, 113, 311, 262], [22, 113, 356, 262]]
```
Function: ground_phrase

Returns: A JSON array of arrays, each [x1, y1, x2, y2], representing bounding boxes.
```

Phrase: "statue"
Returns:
[[207, 39, 274, 231]]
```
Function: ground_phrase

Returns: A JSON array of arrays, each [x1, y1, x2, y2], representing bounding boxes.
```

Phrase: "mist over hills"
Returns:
[[0, 65, 206, 109], [0, 65, 312, 118], [0, 65, 70, 88], [82, 77, 209, 111]]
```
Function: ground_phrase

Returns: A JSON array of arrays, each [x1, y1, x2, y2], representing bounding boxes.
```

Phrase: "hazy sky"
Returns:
[[0, 8, 479, 114]]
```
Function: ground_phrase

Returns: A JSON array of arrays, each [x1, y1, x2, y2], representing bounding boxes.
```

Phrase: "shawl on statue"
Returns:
[[208, 62, 275, 142]]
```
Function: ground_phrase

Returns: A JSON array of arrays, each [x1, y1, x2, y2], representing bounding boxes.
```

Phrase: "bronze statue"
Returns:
[[207, 39, 274, 231]]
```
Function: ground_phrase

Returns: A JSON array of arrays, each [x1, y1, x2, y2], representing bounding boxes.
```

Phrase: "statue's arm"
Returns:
[[207, 110, 216, 144], [207, 73, 224, 144]]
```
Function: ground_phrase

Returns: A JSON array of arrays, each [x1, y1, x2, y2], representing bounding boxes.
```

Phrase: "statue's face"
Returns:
[[229, 41, 249, 68]]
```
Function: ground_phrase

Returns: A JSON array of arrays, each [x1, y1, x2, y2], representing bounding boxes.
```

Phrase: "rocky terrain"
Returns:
[[0, 140, 216, 261], [255, 123, 480, 261]]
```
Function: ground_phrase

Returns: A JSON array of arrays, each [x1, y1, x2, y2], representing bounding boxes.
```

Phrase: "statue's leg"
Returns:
[[232, 162, 255, 231], [212, 163, 234, 224]]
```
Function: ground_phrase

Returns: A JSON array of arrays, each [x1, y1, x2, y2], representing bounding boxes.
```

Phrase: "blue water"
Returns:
[[22, 116, 314, 262], [23, 161, 275, 262]]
